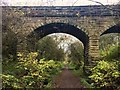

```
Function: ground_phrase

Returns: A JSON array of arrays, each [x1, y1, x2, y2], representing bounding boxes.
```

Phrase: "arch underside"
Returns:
[[28, 23, 89, 46], [101, 25, 120, 36]]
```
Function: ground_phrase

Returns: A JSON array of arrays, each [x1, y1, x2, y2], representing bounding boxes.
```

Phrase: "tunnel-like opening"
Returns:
[[100, 24, 120, 60], [27, 22, 89, 66], [36, 33, 85, 70]]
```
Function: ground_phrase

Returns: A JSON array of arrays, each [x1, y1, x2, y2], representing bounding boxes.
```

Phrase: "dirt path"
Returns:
[[52, 68, 86, 89]]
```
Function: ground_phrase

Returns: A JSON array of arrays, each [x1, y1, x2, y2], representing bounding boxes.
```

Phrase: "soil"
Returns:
[[52, 67, 86, 89]]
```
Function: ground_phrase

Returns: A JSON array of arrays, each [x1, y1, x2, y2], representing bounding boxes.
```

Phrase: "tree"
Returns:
[[2, 7, 25, 60], [36, 36, 65, 61], [68, 41, 84, 69], [2, 30, 17, 60], [99, 33, 120, 50]]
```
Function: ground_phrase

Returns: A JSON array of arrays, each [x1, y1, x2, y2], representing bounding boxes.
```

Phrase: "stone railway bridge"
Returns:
[[3, 6, 120, 68]]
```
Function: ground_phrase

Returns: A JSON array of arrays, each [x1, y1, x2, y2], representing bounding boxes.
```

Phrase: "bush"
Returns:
[[2, 52, 63, 89], [100, 45, 120, 60], [1, 74, 20, 88], [89, 60, 120, 89]]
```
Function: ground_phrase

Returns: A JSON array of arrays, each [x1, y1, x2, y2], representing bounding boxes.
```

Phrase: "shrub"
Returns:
[[100, 45, 120, 60], [89, 60, 120, 89], [1, 74, 21, 88], [2, 52, 63, 88]]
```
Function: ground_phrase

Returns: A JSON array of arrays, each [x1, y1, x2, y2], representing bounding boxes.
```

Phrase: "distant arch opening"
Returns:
[[36, 33, 84, 68], [100, 24, 120, 60]]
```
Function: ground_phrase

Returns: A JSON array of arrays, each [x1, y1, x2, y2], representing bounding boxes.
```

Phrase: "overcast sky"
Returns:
[[1, 0, 119, 6]]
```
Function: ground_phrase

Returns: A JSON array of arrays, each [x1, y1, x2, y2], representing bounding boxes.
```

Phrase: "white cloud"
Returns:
[[1, 0, 119, 6]]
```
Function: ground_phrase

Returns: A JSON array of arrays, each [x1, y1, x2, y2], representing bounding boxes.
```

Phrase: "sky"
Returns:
[[1, 0, 119, 6], [48, 33, 83, 52]]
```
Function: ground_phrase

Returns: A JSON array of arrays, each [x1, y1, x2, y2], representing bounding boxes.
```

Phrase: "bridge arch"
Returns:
[[100, 24, 120, 36], [27, 22, 89, 66], [99, 24, 120, 58]]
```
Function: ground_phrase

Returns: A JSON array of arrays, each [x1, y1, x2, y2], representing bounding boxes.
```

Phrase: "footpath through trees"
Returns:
[[52, 66, 86, 89]]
